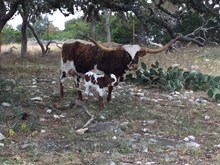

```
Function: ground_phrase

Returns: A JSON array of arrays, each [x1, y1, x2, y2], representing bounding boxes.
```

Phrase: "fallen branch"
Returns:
[[73, 100, 95, 133], [55, 99, 95, 134]]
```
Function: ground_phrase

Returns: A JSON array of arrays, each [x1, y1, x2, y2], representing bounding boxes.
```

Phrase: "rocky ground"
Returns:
[[1, 46, 220, 164]]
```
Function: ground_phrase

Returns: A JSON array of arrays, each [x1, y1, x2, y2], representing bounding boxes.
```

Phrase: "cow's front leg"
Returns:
[[107, 86, 113, 102], [60, 82, 64, 97], [74, 76, 83, 100], [98, 96, 104, 110]]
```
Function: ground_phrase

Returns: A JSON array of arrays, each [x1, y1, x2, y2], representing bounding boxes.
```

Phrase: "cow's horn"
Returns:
[[80, 34, 115, 52], [139, 37, 179, 56]]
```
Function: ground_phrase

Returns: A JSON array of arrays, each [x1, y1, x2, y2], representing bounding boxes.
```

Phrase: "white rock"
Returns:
[[32, 78, 37, 82], [31, 85, 37, 88], [146, 162, 156, 165], [140, 97, 146, 101], [110, 162, 116, 165], [142, 147, 148, 153], [205, 115, 210, 120], [185, 141, 200, 149], [188, 135, 196, 141], [112, 136, 117, 140], [1, 102, 11, 107], [51, 81, 56, 84], [142, 128, 149, 133], [32, 81, 37, 84], [40, 118, 46, 122], [134, 161, 142, 164], [183, 137, 189, 142], [184, 91, 193, 98], [214, 144, 220, 148], [129, 91, 135, 95], [151, 99, 158, 103], [170, 91, 180, 96], [60, 114, 65, 118], [136, 93, 144, 97], [172, 64, 180, 67], [53, 115, 60, 119], [0, 133, 5, 141], [46, 109, 52, 113], [162, 94, 174, 100], [100, 115, 106, 120], [147, 120, 155, 125], [0, 143, 4, 147], [41, 130, 46, 133], [30, 97, 43, 101]]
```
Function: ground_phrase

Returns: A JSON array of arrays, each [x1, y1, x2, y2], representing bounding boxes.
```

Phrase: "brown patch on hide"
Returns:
[[96, 75, 112, 88], [84, 75, 90, 82], [68, 69, 77, 77]]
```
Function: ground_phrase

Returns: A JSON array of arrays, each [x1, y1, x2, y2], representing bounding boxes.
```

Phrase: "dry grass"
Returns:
[[1, 43, 220, 164], [141, 45, 220, 75]]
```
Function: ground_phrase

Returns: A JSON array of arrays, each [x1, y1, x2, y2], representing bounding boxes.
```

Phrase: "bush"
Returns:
[[2, 25, 20, 44], [126, 61, 220, 101]]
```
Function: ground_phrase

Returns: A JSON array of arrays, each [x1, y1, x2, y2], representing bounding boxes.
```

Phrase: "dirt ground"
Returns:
[[1, 45, 220, 165]]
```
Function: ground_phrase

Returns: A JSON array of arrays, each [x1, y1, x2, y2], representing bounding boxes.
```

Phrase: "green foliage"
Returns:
[[30, 15, 50, 38], [110, 17, 132, 44], [110, 15, 142, 44], [2, 25, 20, 44], [64, 18, 90, 39], [127, 61, 220, 101], [175, 12, 203, 35], [0, 78, 16, 102]]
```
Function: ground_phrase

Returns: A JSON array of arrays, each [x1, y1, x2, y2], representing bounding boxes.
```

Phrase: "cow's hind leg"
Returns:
[[107, 86, 113, 102], [60, 71, 66, 97], [74, 76, 83, 100], [99, 96, 104, 110]]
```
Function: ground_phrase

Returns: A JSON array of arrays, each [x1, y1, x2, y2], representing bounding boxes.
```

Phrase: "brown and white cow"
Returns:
[[84, 71, 118, 109], [60, 36, 177, 102]]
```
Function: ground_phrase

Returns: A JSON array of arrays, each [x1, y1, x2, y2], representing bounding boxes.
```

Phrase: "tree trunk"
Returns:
[[91, 21, 96, 40], [20, 15, 28, 58], [20, 1, 29, 58], [105, 9, 111, 42], [0, 32, 1, 54], [28, 23, 46, 56]]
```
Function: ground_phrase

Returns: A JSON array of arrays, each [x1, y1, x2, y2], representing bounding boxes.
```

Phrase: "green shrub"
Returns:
[[2, 25, 20, 44], [126, 61, 220, 101]]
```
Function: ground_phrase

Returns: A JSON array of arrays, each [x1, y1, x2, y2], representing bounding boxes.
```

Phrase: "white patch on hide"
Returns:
[[122, 45, 141, 59], [110, 74, 117, 86], [84, 71, 107, 97], [60, 59, 76, 82], [61, 59, 76, 75], [92, 65, 105, 75]]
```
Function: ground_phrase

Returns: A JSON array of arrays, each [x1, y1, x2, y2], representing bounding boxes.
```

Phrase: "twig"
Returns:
[[73, 99, 95, 134], [55, 99, 95, 134]]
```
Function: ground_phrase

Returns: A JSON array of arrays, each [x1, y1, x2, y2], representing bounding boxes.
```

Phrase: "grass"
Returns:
[[1, 44, 220, 164]]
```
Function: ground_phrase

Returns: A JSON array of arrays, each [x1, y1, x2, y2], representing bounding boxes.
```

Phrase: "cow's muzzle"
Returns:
[[128, 64, 139, 70]]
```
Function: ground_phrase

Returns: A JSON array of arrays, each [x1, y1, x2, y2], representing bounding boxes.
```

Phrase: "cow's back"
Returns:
[[62, 41, 99, 74]]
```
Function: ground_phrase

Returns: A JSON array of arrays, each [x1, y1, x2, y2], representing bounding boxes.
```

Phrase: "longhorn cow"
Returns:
[[60, 36, 177, 104]]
